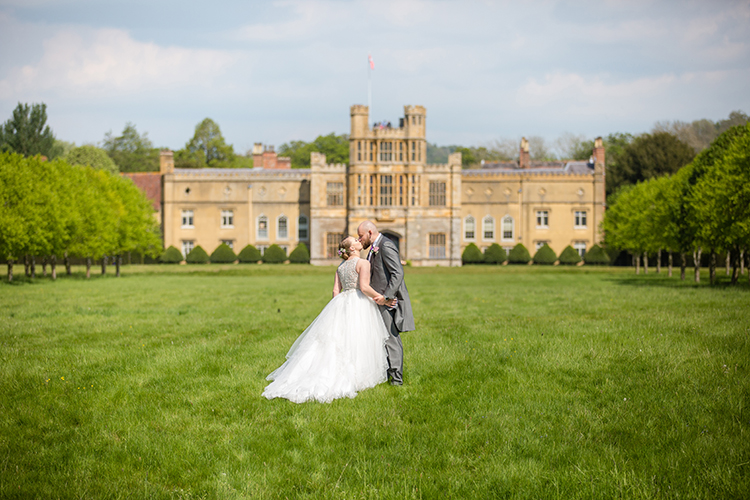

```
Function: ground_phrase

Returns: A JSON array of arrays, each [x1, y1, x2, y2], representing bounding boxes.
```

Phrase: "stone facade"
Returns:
[[156, 105, 605, 265]]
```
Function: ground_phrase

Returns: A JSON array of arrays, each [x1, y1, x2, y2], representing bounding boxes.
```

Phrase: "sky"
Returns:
[[1, 0, 749, 155]]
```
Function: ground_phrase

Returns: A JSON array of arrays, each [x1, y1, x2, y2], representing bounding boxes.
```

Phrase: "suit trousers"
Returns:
[[381, 307, 404, 384]]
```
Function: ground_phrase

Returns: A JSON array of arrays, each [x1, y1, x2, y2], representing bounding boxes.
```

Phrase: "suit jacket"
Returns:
[[369, 236, 415, 334]]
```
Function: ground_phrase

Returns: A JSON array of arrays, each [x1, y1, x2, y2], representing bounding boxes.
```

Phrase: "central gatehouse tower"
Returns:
[[309, 105, 463, 265]]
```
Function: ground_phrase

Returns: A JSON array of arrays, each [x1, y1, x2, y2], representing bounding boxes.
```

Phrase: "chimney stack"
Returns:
[[159, 150, 174, 174], [593, 137, 605, 166], [519, 137, 530, 169]]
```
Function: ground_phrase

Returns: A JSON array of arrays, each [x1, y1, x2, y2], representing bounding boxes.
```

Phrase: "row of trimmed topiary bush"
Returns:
[[461, 243, 610, 265], [160, 243, 310, 264]]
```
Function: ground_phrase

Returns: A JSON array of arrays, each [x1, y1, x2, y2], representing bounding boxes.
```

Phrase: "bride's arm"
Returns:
[[356, 259, 383, 301], [332, 269, 342, 298]]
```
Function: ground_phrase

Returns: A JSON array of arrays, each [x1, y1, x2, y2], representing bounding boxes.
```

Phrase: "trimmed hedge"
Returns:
[[533, 244, 557, 265], [484, 244, 507, 264], [289, 243, 310, 264], [262, 244, 287, 264], [558, 245, 582, 265], [584, 244, 610, 265], [462, 243, 484, 264], [160, 246, 183, 264], [186, 245, 209, 264], [238, 245, 262, 263], [210, 243, 237, 264], [508, 244, 532, 264]]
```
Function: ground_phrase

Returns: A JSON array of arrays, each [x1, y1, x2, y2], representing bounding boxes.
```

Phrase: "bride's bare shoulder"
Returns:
[[355, 257, 370, 272]]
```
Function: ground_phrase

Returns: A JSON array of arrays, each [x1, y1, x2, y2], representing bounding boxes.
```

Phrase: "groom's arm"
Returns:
[[381, 240, 404, 300]]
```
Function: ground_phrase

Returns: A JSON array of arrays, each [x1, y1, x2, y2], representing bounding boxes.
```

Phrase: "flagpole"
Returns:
[[367, 56, 372, 125]]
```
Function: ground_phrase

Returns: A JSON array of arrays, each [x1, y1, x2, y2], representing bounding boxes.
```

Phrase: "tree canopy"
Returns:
[[102, 123, 159, 172], [278, 133, 349, 168], [176, 118, 236, 168], [0, 152, 160, 281], [0, 103, 56, 158], [65, 145, 119, 174]]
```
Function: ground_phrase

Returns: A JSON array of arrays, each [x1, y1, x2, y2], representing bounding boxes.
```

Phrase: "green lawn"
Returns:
[[1, 264, 749, 499]]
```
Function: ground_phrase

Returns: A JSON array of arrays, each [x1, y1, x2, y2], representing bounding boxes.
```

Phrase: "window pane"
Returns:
[[326, 233, 345, 259], [327, 182, 344, 206], [429, 182, 446, 206], [278, 216, 288, 239], [465, 217, 475, 240], [258, 216, 268, 239], [429, 233, 446, 259], [298, 216, 309, 240]]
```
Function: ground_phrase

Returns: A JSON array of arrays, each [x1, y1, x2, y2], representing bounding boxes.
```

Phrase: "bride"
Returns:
[[262, 236, 389, 403]]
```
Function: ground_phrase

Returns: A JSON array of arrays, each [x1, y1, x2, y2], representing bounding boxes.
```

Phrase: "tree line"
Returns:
[[0, 152, 161, 282], [603, 124, 750, 285]]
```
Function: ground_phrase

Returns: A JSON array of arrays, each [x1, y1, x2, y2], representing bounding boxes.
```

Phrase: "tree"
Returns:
[[653, 110, 749, 153], [160, 246, 183, 264], [0, 103, 56, 158], [102, 123, 159, 172], [186, 246, 209, 264], [614, 132, 694, 190], [533, 244, 557, 265], [177, 118, 235, 168], [65, 145, 119, 174], [210, 243, 237, 263], [558, 246, 582, 265], [108, 175, 161, 276], [289, 243, 310, 263], [603, 132, 635, 196], [0, 153, 39, 281], [238, 244, 262, 263], [583, 245, 610, 265], [278, 133, 349, 168], [691, 124, 750, 284], [461, 243, 484, 264], [508, 244, 531, 264], [483, 244, 507, 264], [262, 244, 287, 264]]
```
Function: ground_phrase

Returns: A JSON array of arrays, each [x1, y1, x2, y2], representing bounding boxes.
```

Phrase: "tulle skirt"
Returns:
[[262, 289, 389, 403]]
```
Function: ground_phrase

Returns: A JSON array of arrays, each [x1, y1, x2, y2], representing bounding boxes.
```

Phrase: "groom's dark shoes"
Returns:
[[387, 369, 403, 386]]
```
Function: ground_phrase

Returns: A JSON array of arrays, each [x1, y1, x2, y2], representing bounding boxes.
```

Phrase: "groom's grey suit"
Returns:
[[368, 235, 414, 385]]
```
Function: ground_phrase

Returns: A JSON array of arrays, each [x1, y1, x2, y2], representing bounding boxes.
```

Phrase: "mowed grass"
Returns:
[[1, 264, 749, 499]]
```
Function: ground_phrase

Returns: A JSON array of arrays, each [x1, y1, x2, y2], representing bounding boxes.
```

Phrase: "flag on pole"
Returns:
[[368, 54, 374, 70]]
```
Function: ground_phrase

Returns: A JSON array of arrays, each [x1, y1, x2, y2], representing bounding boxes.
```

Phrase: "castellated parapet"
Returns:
[[153, 104, 604, 268]]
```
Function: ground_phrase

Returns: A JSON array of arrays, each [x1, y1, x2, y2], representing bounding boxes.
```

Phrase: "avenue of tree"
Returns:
[[603, 124, 750, 285], [0, 151, 161, 282], [1, 102, 748, 282]]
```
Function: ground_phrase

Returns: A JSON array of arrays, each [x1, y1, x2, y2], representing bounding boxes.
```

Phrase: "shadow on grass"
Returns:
[[606, 272, 750, 291]]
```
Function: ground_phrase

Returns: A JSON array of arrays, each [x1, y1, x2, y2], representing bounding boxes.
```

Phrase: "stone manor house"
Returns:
[[137, 105, 605, 266]]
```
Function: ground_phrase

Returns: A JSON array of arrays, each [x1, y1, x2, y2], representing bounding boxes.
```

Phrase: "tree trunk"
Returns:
[[86, 257, 91, 279], [116, 255, 121, 277], [7, 259, 13, 283], [635, 253, 640, 274], [51, 255, 57, 281], [680, 252, 686, 281], [643, 252, 649, 274], [128, 252, 132, 266], [30, 256, 36, 279], [731, 247, 740, 285], [656, 249, 661, 274], [140, 252, 145, 265], [741, 249, 745, 275], [709, 251, 716, 285], [24, 255, 30, 277], [726, 251, 731, 276], [668, 252, 673, 278], [101, 255, 107, 275], [64, 252, 71, 275], [693, 248, 702, 283], [42, 257, 47, 277]]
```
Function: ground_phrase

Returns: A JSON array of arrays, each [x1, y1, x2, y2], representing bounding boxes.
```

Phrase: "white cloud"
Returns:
[[0, 27, 238, 100]]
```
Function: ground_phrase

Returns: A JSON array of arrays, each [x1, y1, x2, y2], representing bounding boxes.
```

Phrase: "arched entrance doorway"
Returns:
[[381, 230, 401, 253]]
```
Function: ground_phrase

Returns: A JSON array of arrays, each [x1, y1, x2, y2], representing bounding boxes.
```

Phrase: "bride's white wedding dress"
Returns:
[[262, 257, 389, 403]]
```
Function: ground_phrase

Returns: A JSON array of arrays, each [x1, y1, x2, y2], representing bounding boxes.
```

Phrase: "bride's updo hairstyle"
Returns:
[[338, 236, 357, 260]]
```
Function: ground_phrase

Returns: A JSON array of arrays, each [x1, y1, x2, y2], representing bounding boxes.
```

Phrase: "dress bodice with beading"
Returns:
[[337, 258, 360, 292]]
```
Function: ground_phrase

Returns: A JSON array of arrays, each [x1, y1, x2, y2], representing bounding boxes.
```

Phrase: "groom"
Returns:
[[357, 221, 415, 385]]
